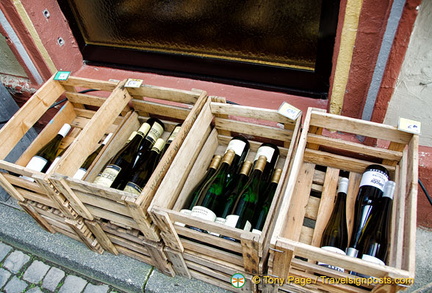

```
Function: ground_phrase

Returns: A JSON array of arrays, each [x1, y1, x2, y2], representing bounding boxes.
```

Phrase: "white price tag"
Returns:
[[278, 102, 302, 120], [398, 117, 421, 135], [125, 78, 143, 88]]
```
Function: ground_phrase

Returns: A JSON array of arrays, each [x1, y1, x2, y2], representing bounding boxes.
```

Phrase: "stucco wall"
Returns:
[[385, 1, 432, 146], [0, 35, 27, 77]]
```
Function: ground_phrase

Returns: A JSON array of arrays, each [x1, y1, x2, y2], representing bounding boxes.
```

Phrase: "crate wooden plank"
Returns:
[[59, 77, 118, 92], [85, 220, 119, 255]]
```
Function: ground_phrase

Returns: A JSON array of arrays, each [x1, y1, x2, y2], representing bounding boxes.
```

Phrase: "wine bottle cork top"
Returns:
[[338, 177, 349, 194], [239, 161, 252, 176], [152, 138, 166, 152], [254, 155, 267, 171], [271, 168, 282, 183], [383, 180, 396, 199], [58, 123, 71, 137], [222, 149, 236, 165], [102, 133, 113, 145], [210, 155, 222, 169]]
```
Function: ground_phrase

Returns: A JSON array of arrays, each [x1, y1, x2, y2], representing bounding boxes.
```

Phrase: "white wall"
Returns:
[[385, 1, 432, 146]]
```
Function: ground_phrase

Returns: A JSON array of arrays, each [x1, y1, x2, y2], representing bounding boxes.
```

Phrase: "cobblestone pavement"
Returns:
[[0, 241, 126, 293]]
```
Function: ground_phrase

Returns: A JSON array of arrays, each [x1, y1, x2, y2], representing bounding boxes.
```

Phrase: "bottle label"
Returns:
[[175, 209, 191, 227], [138, 123, 152, 136], [208, 217, 226, 236], [254, 146, 275, 163], [146, 123, 164, 144], [93, 164, 121, 187], [251, 229, 262, 236], [225, 215, 252, 231], [227, 139, 247, 156], [360, 169, 388, 191], [73, 168, 87, 180], [318, 246, 346, 272], [167, 126, 181, 143], [26, 156, 48, 172], [124, 182, 142, 195], [361, 254, 385, 266], [190, 206, 217, 222]]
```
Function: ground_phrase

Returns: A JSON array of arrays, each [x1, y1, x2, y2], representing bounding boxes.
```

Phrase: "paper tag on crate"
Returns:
[[398, 117, 421, 135], [125, 78, 143, 88], [54, 71, 71, 81], [278, 102, 302, 121]]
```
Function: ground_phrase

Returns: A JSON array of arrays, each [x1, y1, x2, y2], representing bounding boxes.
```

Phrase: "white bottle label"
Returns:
[[21, 156, 48, 181], [73, 168, 87, 180], [146, 123, 164, 144], [361, 254, 385, 266], [208, 217, 226, 236], [360, 169, 388, 191], [190, 206, 217, 222], [251, 229, 262, 236], [224, 215, 251, 231], [175, 209, 191, 227], [226, 139, 247, 156], [124, 182, 142, 195], [167, 127, 181, 143], [93, 164, 121, 187], [318, 246, 346, 272], [254, 146, 275, 163], [26, 156, 48, 172]]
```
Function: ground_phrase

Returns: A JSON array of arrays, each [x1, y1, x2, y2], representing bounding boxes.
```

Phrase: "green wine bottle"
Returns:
[[176, 154, 222, 227], [357, 181, 395, 269], [347, 164, 389, 258], [132, 118, 165, 170], [73, 133, 113, 180], [224, 136, 250, 187], [224, 155, 267, 231], [219, 160, 253, 222], [251, 168, 282, 235], [22, 123, 71, 181], [123, 138, 166, 195], [93, 121, 152, 188], [190, 149, 235, 224], [158, 123, 181, 161], [317, 177, 349, 272]]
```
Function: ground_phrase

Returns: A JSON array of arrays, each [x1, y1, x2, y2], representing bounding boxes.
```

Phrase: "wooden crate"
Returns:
[[267, 108, 418, 293], [149, 98, 301, 291], [0, 74, 132, 240], [47, 78, 207, 274], [20, 200, 103, 253]]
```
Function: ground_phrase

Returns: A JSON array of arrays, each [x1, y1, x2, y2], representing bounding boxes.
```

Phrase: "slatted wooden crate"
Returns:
[[0, 75, 133, 248], [149, 98, 301, 291], [266, 108, 418, 293], [47, 78, 207, 275]]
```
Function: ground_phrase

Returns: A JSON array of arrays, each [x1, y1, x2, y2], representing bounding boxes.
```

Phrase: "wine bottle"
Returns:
[[93, 121, 152, 188], [181, 155, 222, 211], [357, 181, 395, 269], [254, 143, 280, 185], [176, 155, 222, 227], [45, 145, 70, 175], [317, 177, 349, 272], [22, 123, 71, 181], [190, 149, 235, 224], [132, 118, 165, 169], [219, 161, 253, 221], [251, 168, 282, 235], [224, 136, 250, 186], [73, 133, 113, 180], [123, 138, 166, 195], [224, 155, 267, 232], [347, 164, 389, 258], [159, 124, 181, 161]]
